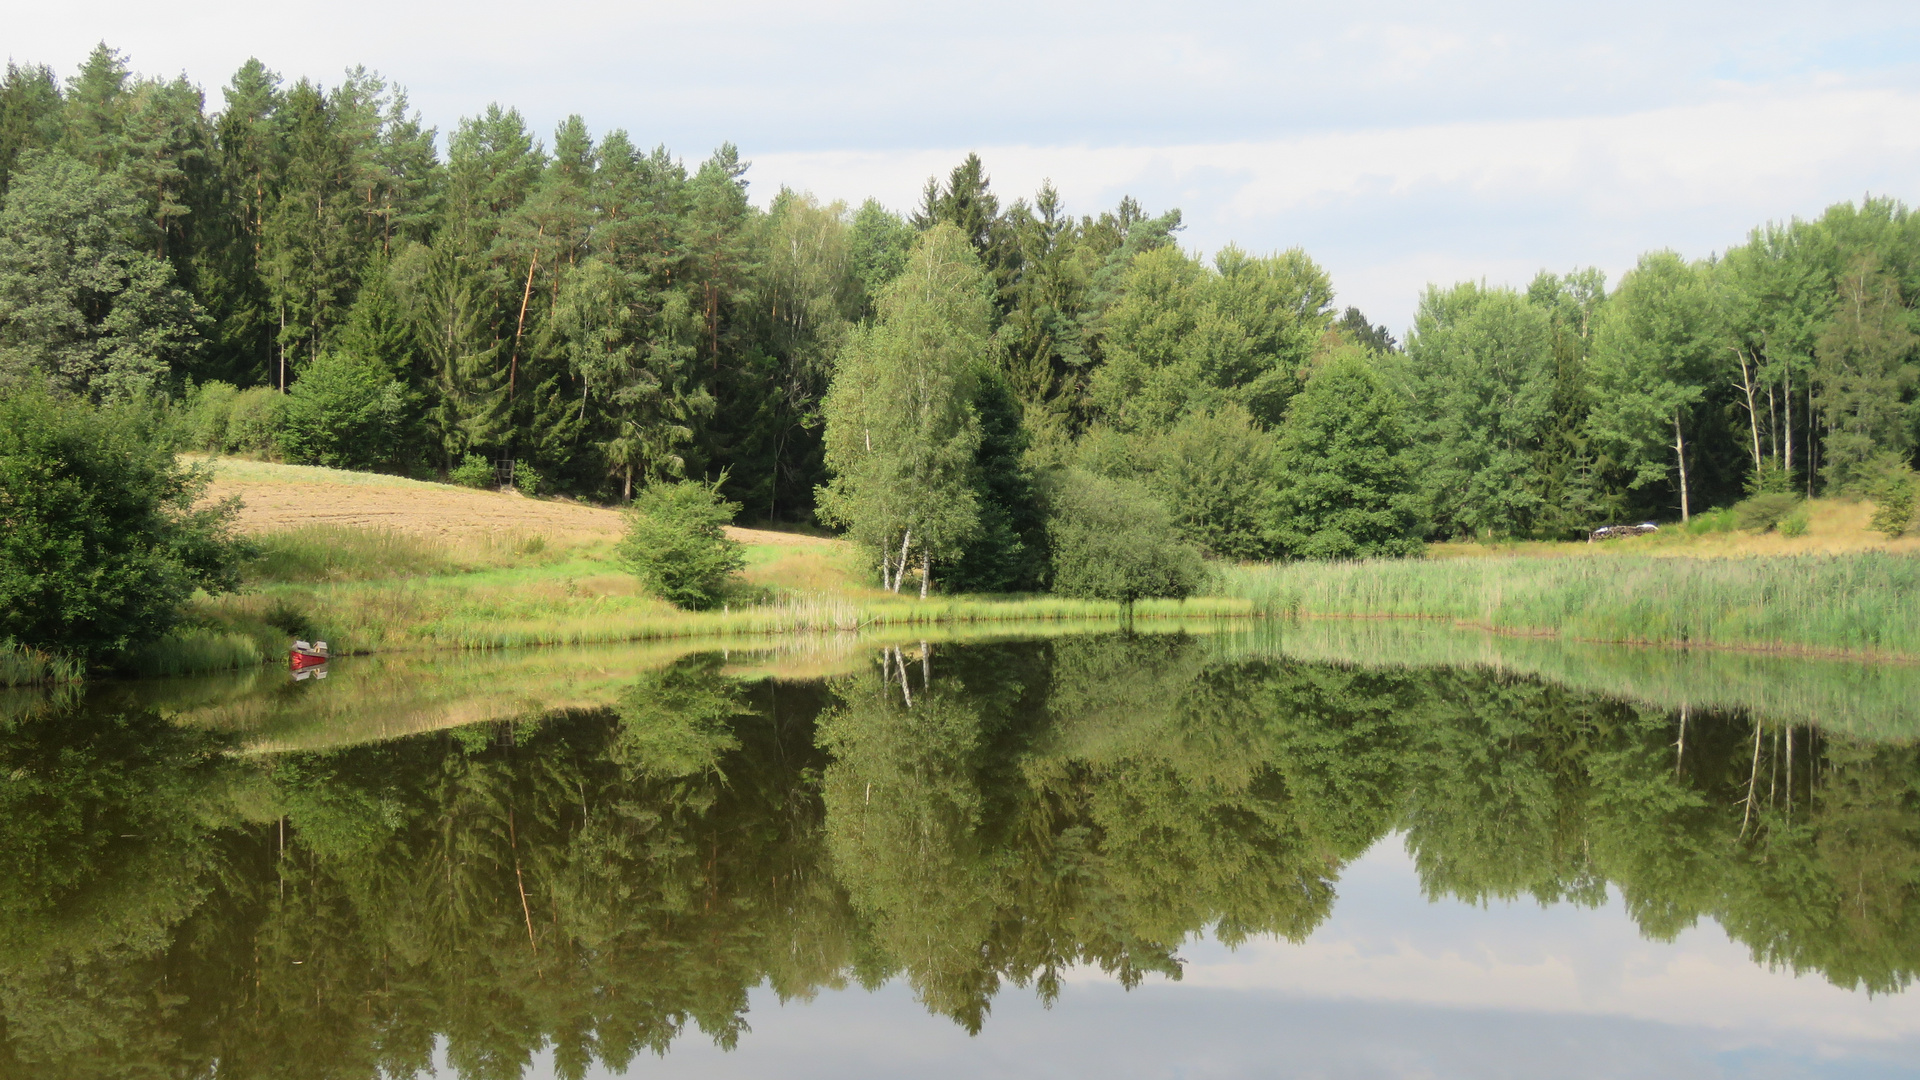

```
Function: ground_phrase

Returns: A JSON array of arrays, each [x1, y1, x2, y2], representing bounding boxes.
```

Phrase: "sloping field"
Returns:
[[195, 456, 835, 550]]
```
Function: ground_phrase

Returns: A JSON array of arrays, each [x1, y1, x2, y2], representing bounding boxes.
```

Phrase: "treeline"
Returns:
[[1, 46, 1917, 578], [3, 638, 1916, 1077]]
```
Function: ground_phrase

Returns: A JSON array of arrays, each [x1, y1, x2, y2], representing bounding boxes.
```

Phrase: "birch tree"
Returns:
[[819, 224, 987, 595], [1587, 252, 1720, 522]]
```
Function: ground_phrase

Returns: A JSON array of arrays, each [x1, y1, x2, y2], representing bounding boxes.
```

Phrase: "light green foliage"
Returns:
[[1779, 506, 1811, 537], [277, 350, 412, 469], [1268, 350, 1425, 560], [1044, 468, 1203, 604], [178, 380, 240, 450], [1395, 282, 1556, 538], [448, 452, 491, 488], [0, 388, 242, 664], [0, 151, 202, 400], [223, 386, 284, 453], [1732, 492, 1802, 532], [1089, 245, 1333, 431], [244, 524, 458, 583], [1078, 404, 1279, 559], [617, 476, 747, 610], [819, 224, 989, 591], [1869, 467, 1917, 538], [1587, 251, 1722, 518]]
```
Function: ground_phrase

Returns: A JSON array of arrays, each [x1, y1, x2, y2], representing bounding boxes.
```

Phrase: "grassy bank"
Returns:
[[128, 519, 1249, 678], [1218, 552, 1920, 659]]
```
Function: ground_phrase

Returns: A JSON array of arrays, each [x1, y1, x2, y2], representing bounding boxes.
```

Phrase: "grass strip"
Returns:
[[1218, 552, 1920, 659]]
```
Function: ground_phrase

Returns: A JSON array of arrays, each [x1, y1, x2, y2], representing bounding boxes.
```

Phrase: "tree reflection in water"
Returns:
[[1, 636, 1915, 1078]]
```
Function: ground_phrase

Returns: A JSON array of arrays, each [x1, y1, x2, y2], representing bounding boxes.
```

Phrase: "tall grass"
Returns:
[[246, 525, 465, 583], [120, 628, 268, 679], [0, 642, 84, 687], [1218, 552, 1920, 658]]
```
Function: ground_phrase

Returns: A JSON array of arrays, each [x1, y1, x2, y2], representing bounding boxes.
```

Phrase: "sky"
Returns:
[[9, 0, 1920, 332], [510, 838, 1920, 1079]]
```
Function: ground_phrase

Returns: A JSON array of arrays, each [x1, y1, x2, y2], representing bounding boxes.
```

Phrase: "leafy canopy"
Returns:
[[1267, 350, 1425, 560]]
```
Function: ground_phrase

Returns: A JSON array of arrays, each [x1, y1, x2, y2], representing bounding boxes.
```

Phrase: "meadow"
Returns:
[[43, 458, 1918, 683]]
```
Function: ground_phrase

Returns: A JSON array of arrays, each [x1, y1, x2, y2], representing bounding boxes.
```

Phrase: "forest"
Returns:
[[2, 46, 1917, 590]]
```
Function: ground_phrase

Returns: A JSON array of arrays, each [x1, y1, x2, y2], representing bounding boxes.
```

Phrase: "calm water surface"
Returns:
[[5, 631, 1918, 1079]]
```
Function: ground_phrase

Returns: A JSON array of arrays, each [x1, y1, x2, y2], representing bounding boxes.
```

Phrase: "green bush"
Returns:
[[0, 389, 245, 665], [450, 453, 493, 488], [1045, 469, 1203, 606], [512, 463, 543, 497], [1869, 468, 1917, 539], [1733, 492, 1801, 533], [277, 351, 411, 470], [1684, 507, 1737, 535], [1779, 508, 1811, 537], [225, 387, 286, 454], [179, 381, 240, 451], [617, 477, 747, 610]]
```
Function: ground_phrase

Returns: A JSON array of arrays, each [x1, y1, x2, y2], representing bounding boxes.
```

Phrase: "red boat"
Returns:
[[290, 640, 330, 671]]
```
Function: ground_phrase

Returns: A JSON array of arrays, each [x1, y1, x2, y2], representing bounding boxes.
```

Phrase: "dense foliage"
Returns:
[[1043, 469, 1204, 604], [0, 389, 242, 663], [1, 45, 1916, 584], [617, 477, 746, 609]]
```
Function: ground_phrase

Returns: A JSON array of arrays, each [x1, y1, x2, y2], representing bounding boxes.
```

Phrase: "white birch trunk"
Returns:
[[1673, 413, 1691, 523], [893, 530, 911, 594]]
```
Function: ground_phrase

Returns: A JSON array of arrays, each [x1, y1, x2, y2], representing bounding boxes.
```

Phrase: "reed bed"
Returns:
[[0, 642, 84, 687], [1218, 552, 1920, 659], [120, 628, 269, 679]]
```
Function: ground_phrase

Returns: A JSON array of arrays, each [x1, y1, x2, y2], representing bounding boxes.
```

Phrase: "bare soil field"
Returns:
[[194, 456, 837, 550]]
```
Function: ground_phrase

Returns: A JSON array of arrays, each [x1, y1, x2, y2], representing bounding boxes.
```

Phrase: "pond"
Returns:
[[4, 626, 1919, 1079]]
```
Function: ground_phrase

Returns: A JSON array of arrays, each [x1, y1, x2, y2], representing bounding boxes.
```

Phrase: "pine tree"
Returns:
[[0, 63, 64, 202]]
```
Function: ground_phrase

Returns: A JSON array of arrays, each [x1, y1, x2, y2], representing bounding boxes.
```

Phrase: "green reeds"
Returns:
[[0, 641, 84, 687], [120, 628, 268, 679], [1218, 552, 1920, 659]]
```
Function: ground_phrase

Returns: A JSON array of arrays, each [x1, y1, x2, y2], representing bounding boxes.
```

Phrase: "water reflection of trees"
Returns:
[[2, 637, 1918, 1076]]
